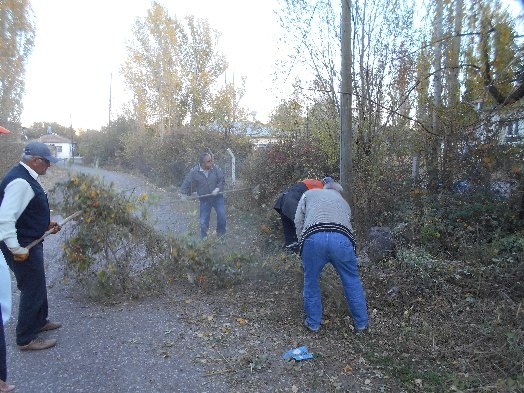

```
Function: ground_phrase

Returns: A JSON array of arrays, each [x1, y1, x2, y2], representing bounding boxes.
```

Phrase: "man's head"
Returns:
[[22, 141, 59, 175], [324, 181, 343, 193], [322, 176, 334, 185], [199, 152, 213, 170]]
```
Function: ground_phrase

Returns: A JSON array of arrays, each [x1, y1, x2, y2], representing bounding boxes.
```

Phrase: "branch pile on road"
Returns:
[[51, 173, 242, 299]]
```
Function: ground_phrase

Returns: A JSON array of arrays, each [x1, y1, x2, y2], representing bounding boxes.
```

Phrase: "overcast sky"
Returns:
[[21, 0, 523, 131], [21, 0, 282, 130]]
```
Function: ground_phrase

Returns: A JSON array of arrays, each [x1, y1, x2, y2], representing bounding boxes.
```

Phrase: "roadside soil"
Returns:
[[5, 163, 398, 393]]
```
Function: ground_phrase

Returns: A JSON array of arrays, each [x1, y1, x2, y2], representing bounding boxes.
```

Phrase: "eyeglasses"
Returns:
[[35, 156, 50, 165]]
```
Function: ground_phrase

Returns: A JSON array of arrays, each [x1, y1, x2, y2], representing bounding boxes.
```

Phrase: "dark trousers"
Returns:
[[279, 213, 298, 245], [0, 308, 6, 381], [1, 242, 48, 346]]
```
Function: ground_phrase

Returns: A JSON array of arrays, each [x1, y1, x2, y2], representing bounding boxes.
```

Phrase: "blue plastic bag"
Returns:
[[282, 346, 314, 361]]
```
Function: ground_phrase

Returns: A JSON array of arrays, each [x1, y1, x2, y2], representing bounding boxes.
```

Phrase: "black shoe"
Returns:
[[355, 326, 369, 334], [284, 242, 299, 253], [304, 320, 320, 333]]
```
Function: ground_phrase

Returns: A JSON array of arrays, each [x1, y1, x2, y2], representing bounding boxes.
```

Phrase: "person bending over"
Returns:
[[294, 180, 368, 333]]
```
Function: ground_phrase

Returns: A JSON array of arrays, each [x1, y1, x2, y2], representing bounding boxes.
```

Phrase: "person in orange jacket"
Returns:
[[273, 177, 333, 251]]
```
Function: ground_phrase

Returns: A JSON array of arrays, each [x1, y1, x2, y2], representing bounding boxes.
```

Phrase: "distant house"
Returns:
[[471, 99, 523, 144], [244, 125, 279, 149], [38, 133, 76, 160], [494, 108, 523, 145], [250, 135, 280, 149], [208, 121, 280, 149]]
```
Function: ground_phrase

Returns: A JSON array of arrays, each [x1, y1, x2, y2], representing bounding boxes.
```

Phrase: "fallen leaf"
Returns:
[[342, 364, 353, 373], [236, 317, 248, 325]]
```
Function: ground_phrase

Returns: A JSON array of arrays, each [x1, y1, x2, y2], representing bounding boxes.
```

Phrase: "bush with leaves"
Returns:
[[240, 136, 337, 206], [399, 189, 523, 262], [0, 138, 23, 176], [119, 126, 253, 187], [52, 173, 243, 299], [52, 173, 166, 297]]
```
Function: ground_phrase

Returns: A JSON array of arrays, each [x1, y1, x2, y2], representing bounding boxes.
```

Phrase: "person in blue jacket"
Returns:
[[180, 152, 226, 238]]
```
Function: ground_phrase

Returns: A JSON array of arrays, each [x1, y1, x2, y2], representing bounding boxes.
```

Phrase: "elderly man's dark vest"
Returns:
[[0, 163, 50, 241]]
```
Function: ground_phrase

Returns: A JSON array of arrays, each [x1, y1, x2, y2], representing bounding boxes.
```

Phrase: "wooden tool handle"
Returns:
[[26, 210, 82, 250]]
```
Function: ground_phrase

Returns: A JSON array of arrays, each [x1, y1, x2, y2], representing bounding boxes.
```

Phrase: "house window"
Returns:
[[505, 120, 521, 143], [56, 146, 62, 153]]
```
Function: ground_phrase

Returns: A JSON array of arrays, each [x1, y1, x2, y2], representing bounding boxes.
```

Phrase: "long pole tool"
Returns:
[[26, 210, 83, 250], [187, 185, 260, 200]]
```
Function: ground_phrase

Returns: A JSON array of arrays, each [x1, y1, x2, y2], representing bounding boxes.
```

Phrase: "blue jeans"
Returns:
[[301, 232, 368, 331], [199, 195, 226, 238], [1, 241, 49, 346]]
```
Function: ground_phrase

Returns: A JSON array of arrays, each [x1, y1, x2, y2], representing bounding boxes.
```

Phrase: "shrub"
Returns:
[[52, 173, 246, 299], [240, 137, 337, 206], [120, 127, 254, 187], [402, 191, 523, 261]]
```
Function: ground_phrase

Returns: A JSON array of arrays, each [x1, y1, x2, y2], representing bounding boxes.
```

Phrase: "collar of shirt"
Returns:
[[20, 161, 39, 180]]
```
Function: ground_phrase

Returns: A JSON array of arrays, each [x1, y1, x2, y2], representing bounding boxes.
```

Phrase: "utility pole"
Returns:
[[70, 113, 74, 163], [340, 0, 353, 202], [108, 73, 112, 134]]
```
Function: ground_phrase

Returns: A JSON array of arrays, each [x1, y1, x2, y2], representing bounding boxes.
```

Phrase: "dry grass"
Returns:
[[36, 165, 524, 392]]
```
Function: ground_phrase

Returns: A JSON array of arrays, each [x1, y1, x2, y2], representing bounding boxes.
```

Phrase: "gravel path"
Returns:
[[5, 164, 233, 393]]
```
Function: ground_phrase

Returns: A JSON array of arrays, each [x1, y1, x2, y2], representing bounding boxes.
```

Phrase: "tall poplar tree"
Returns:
[[121, 2, 231, 138], [0, 0, 34, 127]]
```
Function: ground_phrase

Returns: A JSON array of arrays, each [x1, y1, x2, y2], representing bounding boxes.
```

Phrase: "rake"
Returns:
[[26, 210, 83, 250], [185, 185, 260, 200]]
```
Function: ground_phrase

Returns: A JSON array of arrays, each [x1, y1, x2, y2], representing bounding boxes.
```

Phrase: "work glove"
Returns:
[[48, 221, 61, 234], [9, 246, 29, 262], [179, 193, 188, 201], [211, 187, 220, 196]]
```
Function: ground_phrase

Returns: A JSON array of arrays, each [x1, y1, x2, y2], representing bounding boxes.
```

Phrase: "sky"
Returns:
[[21, 0, 283, 130], [20, 0, 524, 131]]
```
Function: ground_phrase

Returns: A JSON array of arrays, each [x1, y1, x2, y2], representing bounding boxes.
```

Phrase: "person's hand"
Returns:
[[9, 246, 29, 262], [211, 187, 220, 196], [179, 193, 188, 201], [48, 221, 61, 234]]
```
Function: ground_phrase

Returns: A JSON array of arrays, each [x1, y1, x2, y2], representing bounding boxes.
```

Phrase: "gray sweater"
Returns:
[[180, 164, 225, 197], [294, 188, 354, 241]]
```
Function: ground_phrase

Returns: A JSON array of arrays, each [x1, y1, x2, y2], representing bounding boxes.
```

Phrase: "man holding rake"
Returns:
[[0, 142, 62, 351]]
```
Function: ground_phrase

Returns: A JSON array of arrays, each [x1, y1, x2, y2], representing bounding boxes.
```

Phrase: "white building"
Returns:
[[38, 133, 75, 160]]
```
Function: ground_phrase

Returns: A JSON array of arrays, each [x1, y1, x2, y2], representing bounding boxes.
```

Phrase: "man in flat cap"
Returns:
[[0, 141, 62, 351]]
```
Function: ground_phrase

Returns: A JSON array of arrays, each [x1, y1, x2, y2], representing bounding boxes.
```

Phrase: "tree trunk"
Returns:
[[430, 0, 444, 192], [340, 0, 353, 203]]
